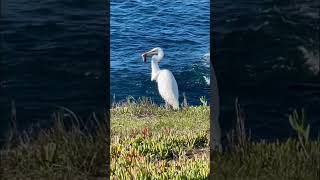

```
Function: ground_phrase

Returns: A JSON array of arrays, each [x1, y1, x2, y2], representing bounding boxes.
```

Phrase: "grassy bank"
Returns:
[[111, 98, 210, 179], [212, 139, 319, 180], [211, 103, 320, 180], [0, 98, 319, 179], [111, 98, 320, 179], [0, 109, 107, 179]]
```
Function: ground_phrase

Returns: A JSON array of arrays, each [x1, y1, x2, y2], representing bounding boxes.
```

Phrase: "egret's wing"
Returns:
[[157, 70, 179, 109]]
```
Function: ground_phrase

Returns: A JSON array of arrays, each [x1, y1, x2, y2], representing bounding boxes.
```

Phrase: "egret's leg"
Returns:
[[165, 102, 169, 110]]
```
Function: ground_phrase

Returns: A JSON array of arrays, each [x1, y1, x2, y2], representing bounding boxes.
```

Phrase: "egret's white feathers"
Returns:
[[143, 47, 179, 110], [157, 70, 179, 110]]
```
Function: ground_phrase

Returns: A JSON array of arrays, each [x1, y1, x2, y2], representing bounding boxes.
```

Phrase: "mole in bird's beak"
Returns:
[[141, 53, 147, 63]]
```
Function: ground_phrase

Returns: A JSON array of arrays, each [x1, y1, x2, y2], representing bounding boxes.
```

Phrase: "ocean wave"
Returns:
[[202, 53, 210, 85], [298, 46, 320, 75]]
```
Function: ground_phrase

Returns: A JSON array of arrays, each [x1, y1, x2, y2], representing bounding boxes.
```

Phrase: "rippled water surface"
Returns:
[[1, 0, 318, 140], [0, 0, 106, 133], [214, 0, 320, 139], [111, 0, 210, 105]]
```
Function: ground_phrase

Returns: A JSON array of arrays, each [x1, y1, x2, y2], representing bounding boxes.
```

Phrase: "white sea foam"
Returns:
[[298, 46, 320, 75], [204, 76, 210, 85], [202, 53, 210, 85], [203, 53, 210, 61]]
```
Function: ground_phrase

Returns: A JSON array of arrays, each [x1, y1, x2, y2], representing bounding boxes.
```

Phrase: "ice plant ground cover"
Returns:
[[111, 97, 210, 179]]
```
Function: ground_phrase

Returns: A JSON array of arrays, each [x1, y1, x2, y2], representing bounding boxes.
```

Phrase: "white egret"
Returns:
[[141, 47, 179, 110]]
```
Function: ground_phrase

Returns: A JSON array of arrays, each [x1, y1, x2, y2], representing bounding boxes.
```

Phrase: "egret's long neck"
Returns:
[[151, 57, 160, 81], [150, 49, 164, 81]]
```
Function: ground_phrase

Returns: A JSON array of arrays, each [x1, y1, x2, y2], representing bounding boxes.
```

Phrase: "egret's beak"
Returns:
[[141, 49, 155, 63]]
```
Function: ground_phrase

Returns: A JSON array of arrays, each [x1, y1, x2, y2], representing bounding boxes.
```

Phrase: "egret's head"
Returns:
[[141, 47, 164, 63]]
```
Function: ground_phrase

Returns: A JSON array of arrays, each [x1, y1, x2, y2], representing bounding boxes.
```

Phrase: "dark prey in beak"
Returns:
[[142, 53, 147, 63]]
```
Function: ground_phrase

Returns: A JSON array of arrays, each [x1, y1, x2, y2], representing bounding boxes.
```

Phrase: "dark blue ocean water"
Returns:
[[110, 0, 210, 105], [0, 0, 106, 136], [214, 0, 320, 139], [0, 0, 319, 140]]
